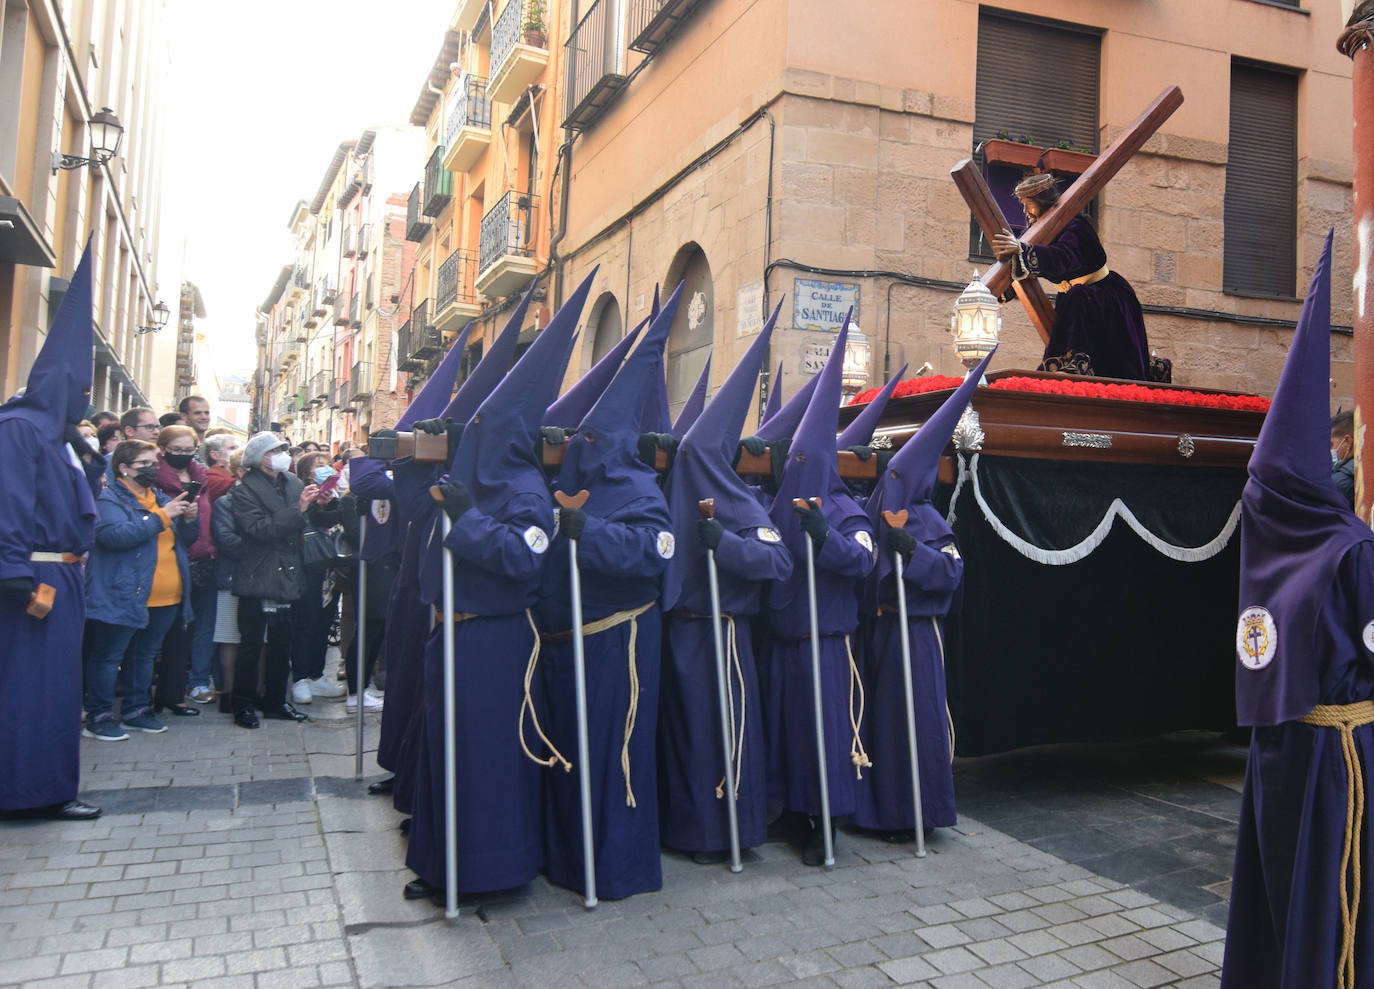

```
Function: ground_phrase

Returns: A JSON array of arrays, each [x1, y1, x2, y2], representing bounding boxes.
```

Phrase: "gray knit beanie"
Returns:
[[243, 431, 286, 469]]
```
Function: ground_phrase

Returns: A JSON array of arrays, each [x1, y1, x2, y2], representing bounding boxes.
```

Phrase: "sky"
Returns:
[[157, 0, 456, 378]]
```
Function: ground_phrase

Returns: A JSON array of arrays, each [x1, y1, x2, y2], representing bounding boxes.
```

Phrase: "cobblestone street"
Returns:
[[1, 700, 1243, 989]]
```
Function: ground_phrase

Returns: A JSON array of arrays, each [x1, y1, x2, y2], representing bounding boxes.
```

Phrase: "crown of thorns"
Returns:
[[1014, 173, 1059, 200]]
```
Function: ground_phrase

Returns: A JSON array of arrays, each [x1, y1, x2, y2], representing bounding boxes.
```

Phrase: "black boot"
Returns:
[[802, 816, 835, 867], [403, 877, 442, 902], [367, 776, 395, 796]]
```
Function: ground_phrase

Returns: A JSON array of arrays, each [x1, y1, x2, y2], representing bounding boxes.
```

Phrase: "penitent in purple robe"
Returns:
[[1222, 233, 1374, 989], [659, 303, 791, 854], [405, 276, 587, 895], [0, 243, 97, 811], [765, 321, 877, 818], [537, 286, 680, 900], [1015, 215, 1150, 381]]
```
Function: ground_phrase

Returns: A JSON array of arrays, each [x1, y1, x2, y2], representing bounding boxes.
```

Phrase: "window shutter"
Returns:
[[1224, 64, 1297, 297], [975, 14, 1101, 151]]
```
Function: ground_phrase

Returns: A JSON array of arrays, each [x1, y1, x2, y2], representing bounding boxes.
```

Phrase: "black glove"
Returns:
[[793, 498, 829, 546], [637, 432, 678, 468], [414, 417, 447, 435], [739, 435, 767, 457], [559, 506, 587, 541], [436, 481, 474, 521], [697, 518, 725, 551], [540, 426, 570, 446], [1, 576, 35, 604], [355, 496, 373, 517], [887, 527, 917, 557], [846, 444, 873, 461], [371, 428, 398, 440], [444, 422, 464, 461]]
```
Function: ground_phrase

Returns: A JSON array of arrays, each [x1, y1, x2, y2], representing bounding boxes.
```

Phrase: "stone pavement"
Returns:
[[1, 698, 1243, 989]]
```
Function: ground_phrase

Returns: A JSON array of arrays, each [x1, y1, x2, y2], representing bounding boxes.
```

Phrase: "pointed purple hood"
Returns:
[[756, 307, 850, 444], [1237, 231, 1373, 725], [865, 350, 994, 581], [761, 362, 783, 425], [838, 364, 908, 448], [442, 283, 534, 423], [396, 321, 472, 429], [671, 354, 712, 439], [661, 301, 783, 610], [2, 238, 95, 435], [544, 316, 647, 429], [447, 271, 594, 512]]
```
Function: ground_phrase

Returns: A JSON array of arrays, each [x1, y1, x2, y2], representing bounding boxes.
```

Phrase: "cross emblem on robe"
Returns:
[[950, 86, 1185, 347]]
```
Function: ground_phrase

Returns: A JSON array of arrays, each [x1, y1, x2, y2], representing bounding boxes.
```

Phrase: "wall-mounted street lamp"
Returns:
[[51, 107, 125, 174], [134, 301, 171, 336]]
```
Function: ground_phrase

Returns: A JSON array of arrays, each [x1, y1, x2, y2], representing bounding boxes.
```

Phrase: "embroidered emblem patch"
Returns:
[[1236, 606, 1277, 670], [855, 531, 874, 553], [524, 526, 550, 554], [371, 501, 391, 525], [757, 527, 782, 544], [940, 543, 961, 560], [1363, 621, 1374, 654], [656, 531, 676, 559]]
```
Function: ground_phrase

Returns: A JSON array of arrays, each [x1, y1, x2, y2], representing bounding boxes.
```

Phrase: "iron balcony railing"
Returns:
[[628, 0, 699, 54], [398, 300, 440, 373], [352, 360, 372, 401], [343, 227, 357, 258], [291, 265, 310, 290], [437, 249, 479, 313], [357, 223, 371, 258], [334, 378, 350, 410], [493, 0, 546, 74], [446, 74, 493, 148], [564, 0, 627, 129], [406, 183, 431, 242], [422, 146, 453, 218], [397, 318, 414, 371], [310, 371, 331, 405], [479, 190, 538, 277], [348, 295, 360, 327]]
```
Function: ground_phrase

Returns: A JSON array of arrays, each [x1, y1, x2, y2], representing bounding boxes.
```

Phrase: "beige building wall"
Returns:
[[558, 0, 1356, 418]]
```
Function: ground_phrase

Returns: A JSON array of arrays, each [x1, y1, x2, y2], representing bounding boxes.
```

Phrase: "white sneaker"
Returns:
[[308, 675, 346, 699], [346, 692, 384, 713], [291, 679, 313, 705]]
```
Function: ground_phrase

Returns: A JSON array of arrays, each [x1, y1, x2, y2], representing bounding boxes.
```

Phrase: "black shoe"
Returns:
[[403, 877, 441, 901], [218, 695, 232, 714], [167, 704, 200, 717], [44, 799, 102, 821], [263, 703, 309, 722], [399, 817, 411, 836], [802, 816, 835, 867], [880, 829, 916, 844], [368, 776, 395, 796], [234, 708, 260, 729], [690, 849, 731, 865]]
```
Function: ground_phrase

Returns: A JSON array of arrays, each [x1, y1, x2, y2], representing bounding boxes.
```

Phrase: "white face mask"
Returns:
[[84, 436, 100, 452], [267, 451, 292, 472]]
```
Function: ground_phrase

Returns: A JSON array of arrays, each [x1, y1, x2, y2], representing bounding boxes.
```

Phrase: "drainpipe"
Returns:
[[1341, 5, 1374, 524]]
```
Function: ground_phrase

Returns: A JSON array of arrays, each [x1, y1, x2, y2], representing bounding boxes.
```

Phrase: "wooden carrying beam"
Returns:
[[981, 85, 1184, 299], [369, 430, 883, 480]]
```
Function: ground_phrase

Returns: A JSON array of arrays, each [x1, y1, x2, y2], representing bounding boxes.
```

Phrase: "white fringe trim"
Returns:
[[954, 452, 1241, 566]]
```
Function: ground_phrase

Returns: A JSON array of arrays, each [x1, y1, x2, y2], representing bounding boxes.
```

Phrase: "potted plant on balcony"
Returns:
[[1041, 139, 1097, 177], [982, 132, 1097, 177], [522, 0, 546, 47]]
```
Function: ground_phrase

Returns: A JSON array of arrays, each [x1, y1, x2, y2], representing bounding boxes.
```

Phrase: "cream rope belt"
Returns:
[[715, 616, 747, 801], [520, 609, 571, 772], [543, 600, 655, 806], [1298, 699, 1374, 989], [844, 634, 872, 778]]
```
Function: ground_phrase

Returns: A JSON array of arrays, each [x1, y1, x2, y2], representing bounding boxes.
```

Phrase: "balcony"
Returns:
[[357, 223, 371, 259], [360, 155, 373, 195], [333, 378, 351, 411], [434, 249, 482, 330], [309, 371, 332, 407], [348, 295, 361, 328], [351, 360, 372, 402], [477, 190, 539, 299], [443, 74, 494, 174], [287, 265, 310, 301], [564, 0, 628, 131], [343, 227, 357, 258], [397, 300, 440, 373], [422, 146, 453, 218], [406, 183, 431, 242], [452, 0, 485, 32], [280, 333, 302, 366], [489, 0, 550, 105], [628, 0, 701, 54]]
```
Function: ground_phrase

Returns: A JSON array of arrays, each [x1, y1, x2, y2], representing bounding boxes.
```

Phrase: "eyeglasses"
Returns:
[[164, 447, 196, 455], [133, 422, 158, 432], [130, 459, 157, 469]]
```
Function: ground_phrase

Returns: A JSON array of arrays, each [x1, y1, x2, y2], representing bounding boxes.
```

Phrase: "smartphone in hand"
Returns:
[[182, 480, 203, 500]]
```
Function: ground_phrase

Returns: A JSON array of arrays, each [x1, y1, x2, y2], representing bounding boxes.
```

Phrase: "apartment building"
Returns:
[[0, 0, 172, 410]]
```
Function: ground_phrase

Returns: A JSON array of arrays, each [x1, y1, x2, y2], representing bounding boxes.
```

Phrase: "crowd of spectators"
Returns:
[[76, 395, 379, 739]]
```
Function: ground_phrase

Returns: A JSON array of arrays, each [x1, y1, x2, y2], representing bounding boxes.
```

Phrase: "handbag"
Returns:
[[302, 524, 348, 569], [189, 557, 217, 588]]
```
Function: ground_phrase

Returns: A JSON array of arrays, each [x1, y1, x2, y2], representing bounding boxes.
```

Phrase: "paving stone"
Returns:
[[918, 923, 973, 948], [1111, 958, 1178, 987], [877, 953, 940, 984]]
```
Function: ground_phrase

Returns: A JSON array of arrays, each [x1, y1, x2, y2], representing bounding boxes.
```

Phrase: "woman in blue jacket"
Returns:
[[82, 440, 197, 740]]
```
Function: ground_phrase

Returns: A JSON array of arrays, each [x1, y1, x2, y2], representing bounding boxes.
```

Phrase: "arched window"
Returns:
[[664, 243, 713, 412], [588, 292, 623, 366]]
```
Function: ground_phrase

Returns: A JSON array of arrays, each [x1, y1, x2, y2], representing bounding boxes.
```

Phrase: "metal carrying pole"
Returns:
[[354, 515, 367, 781], [699, 499, 743, 873], [794, 497, 834, 869], [882, 510, 927, 858], [439, 509, 459, 920], [555, 489, 597, 908]]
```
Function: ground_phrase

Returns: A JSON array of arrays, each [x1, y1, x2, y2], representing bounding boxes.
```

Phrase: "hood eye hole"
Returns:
[[796, 453, 807, 462]]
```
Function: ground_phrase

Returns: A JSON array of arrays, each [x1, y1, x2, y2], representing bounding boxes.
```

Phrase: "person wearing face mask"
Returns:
[[229, 432, 317, 728], [182, 432, 240, 705], [148, 424, 209, 717], [288, 452, 347, 707], [70, 419, 105, 496], [1330, 409, 1356, 510], [82, 440, 198, 740]]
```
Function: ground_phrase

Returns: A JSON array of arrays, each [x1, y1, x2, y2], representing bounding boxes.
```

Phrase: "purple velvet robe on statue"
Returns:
[[1020, 215, 1150, 381]]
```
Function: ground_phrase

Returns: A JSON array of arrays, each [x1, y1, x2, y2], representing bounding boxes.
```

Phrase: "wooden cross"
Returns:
[[950, 86, 1185, 347]]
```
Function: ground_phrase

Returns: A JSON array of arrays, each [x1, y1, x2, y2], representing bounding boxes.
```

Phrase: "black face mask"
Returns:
[[164, 452, 194, 470], [129, 465, 160, 488]]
